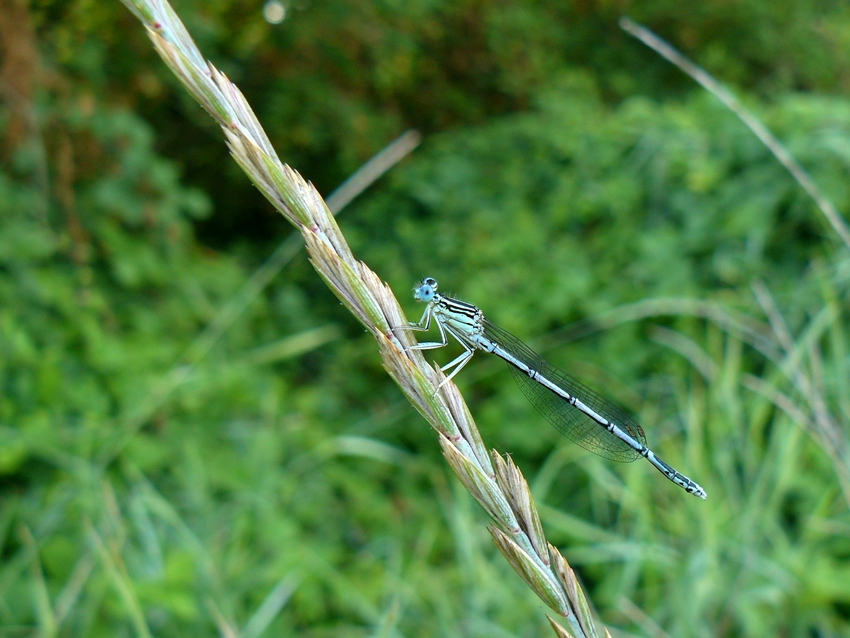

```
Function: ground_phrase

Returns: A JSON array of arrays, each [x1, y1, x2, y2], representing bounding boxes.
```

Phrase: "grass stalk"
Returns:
[[118, 0, 605, 634], [619, 16, 850, 251]]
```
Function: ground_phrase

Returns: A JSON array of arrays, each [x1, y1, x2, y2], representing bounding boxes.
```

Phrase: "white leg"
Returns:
[[435, 349, 474, 389], [407, 306, 432, 332], [433, 325, 477, 389], [408, 309, 450, 351]]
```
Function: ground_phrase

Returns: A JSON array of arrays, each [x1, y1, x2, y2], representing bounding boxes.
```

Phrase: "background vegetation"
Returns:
[[3, 0, 850, 635]]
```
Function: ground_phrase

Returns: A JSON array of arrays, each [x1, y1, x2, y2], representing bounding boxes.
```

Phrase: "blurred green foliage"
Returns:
[[29, 0, 850, 245], [3, 0, 850, 635]]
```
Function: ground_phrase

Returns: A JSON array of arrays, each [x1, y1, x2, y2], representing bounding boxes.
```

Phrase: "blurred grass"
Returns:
[[3, 0, 850, 636]]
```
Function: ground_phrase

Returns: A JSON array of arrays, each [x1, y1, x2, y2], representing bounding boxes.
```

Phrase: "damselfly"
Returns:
[[407, 277, 706, 499]]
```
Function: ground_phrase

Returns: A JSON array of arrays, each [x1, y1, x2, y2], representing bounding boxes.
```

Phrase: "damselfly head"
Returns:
[[413, 277, 438, 303]]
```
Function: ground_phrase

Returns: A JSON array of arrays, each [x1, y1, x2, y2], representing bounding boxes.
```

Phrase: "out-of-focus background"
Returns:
[[3, 0, 850, 635]]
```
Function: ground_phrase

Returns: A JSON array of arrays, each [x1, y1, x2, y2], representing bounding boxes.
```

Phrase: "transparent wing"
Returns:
[[483, 320, 646, 462]]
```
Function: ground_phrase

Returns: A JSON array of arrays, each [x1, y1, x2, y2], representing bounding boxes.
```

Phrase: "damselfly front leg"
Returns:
[[404, 304, 477, 391], [405, 305, 449, 350]]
